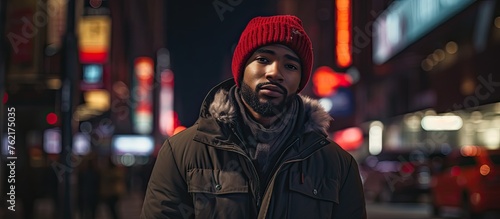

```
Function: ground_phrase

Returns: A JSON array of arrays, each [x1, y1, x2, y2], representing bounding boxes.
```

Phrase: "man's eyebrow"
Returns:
[[254, 48, 301, 64], [255, 48, 275, 55], [284, 54, 300, 64]]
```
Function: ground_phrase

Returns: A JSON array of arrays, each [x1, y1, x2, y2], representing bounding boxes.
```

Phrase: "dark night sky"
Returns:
[[165, 0, 275, 126]]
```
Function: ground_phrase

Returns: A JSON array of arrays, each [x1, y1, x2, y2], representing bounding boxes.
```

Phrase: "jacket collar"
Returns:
[[205, 79, 331, 134], [195, 78, 332, 146]]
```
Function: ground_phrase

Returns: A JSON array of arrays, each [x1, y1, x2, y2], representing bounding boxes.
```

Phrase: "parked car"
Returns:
[[430, 145, 500, 218], [360, 150, 431, 203]]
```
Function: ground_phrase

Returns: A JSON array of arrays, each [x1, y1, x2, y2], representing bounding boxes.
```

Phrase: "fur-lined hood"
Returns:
[[205, 80, 332, 136]]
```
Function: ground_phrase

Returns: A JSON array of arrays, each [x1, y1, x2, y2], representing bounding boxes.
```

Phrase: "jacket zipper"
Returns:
[[225, 147, 262, 207], [258, 138, 325, 218], [224, 128, 262, 208], [269, 138, 325, 187], [215, 131, 326, 217], [266, 137, 300, 185]]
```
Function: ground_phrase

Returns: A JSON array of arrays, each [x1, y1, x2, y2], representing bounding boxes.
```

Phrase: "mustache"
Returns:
[[256, 82, 287, 94]]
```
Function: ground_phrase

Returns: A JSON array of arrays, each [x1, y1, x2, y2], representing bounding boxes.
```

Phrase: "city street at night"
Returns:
[[2, 0, 500, 218]]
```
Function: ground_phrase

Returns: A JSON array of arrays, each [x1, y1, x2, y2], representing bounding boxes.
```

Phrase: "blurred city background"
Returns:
[[1, 0, 500, 218]]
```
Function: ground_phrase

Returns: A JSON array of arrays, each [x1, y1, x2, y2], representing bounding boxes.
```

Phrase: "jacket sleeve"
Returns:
[[141, 140, 193, 219], [332, 157, 367, 219]]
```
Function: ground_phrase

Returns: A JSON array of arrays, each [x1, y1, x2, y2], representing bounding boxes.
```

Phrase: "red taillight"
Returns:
[[480, 165, 500, 182], [480, 164, 490, 176]]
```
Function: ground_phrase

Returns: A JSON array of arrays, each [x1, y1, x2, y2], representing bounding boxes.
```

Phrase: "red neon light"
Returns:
[[336, 0, 352, 68], [135, 57, 154, 82], [79, 50, 108, 63], [160, 70, 176, 136], [133, 57, 155, 134], [46, 113, 58, 125], [313, 67, 337, 97], [312, 66, 353, 97], [333, 127, 363, 151]]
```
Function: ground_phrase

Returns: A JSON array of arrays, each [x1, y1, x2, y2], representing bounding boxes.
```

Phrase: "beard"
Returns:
[[240, 81, 295, 117]]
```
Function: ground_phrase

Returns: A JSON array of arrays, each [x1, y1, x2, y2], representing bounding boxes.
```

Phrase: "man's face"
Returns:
[[240, 44, 302, 117]]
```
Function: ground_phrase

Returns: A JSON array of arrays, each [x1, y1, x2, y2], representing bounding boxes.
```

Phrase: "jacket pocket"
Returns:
[[187, 169, 250, 219], [287, 171, 339, 219]]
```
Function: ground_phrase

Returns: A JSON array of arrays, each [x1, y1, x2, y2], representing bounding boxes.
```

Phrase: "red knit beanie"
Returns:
[[232, 15, 313, 92]]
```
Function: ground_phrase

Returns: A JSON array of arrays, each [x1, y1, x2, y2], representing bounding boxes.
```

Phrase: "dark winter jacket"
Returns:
[[141, 79, 366, 219]]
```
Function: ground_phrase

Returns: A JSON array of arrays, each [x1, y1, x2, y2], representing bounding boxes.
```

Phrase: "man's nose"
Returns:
[[265, 62, 284, 82]]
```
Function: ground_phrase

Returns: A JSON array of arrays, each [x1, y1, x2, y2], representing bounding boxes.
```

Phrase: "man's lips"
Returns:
[[260, 84, 284, 94], [259, 84, 284, 97]]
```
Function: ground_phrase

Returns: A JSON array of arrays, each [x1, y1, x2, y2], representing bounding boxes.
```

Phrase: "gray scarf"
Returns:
[[233, 87, 298, 176]]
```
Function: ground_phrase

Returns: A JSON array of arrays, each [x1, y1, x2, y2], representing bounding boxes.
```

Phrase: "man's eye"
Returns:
[[286, 64, 298, 70], [256, 57, 269, 63]]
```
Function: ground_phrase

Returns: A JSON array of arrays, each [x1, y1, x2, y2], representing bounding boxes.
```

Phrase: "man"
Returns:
[[141, 15, 366, 219]]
